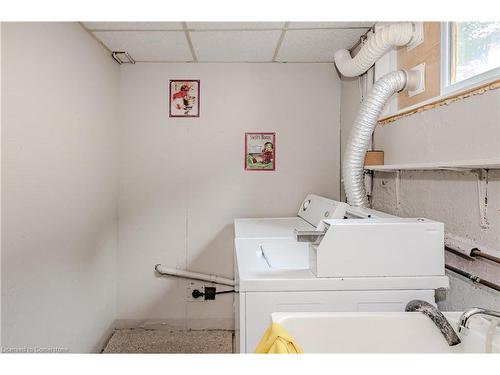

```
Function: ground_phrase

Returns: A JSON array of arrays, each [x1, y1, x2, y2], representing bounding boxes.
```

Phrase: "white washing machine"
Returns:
[[233, 194, 449, 353]]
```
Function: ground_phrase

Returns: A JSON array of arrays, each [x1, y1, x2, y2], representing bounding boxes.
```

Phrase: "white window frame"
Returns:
[[440, 21, 500, 96]]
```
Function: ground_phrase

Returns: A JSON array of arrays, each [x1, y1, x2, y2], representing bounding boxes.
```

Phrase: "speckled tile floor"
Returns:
[[102, 328, 234, 354]]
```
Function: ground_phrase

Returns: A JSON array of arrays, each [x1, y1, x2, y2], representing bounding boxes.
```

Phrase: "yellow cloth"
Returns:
[[254, 322, 304, 354]]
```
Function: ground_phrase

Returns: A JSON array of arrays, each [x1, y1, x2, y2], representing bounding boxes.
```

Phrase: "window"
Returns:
[[441, 22, 500, 95]]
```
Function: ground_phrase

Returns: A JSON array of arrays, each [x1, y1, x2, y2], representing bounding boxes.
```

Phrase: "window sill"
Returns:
[[378, 77, 500, 126]]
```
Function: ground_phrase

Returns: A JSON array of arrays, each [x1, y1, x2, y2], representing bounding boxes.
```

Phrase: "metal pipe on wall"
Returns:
[[445, 264, 500, 293], [471, 249, 500, 265], [444, 232, 500, 264], [154, 264, 235, 286]]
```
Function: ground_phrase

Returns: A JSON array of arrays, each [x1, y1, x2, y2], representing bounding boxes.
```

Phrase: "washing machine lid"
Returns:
[[234, 238, 449, 292]]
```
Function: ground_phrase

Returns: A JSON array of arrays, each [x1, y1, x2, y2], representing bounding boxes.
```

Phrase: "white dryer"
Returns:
[[233, 194, 448, 353]]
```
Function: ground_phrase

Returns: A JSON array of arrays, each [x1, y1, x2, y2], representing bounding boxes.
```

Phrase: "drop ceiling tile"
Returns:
[[93, 31, 192, 61], [83, 22, 183, 30], [187, 22, 285, 30], [276, 29, 368, 62], [190, 30, 282, 62], [288, 22, 375, 29]]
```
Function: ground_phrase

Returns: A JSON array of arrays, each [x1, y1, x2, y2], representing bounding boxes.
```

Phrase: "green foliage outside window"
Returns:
[[453, 22, 500, 83]]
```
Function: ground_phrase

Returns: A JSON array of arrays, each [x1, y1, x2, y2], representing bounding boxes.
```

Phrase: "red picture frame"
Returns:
[[169, 80, 200, 118], [244, 132, 276, 171]]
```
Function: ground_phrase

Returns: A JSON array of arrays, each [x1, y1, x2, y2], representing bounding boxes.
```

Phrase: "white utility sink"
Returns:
[[272, 311, 500, 353]]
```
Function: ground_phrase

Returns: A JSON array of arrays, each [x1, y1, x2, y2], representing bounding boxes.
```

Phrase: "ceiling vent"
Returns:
[[111, 51, 136, 65]]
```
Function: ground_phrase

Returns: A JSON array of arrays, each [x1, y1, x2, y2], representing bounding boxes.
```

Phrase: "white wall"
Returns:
[[374, 90, 500, 165], [339, 76, 359, 202], [341, 76, 499, 311], [118, 63, 341, 328], [1, 23, 119, 352]]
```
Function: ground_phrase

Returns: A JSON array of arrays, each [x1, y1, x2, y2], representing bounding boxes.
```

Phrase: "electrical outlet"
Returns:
[[204, 287, 216, 300]]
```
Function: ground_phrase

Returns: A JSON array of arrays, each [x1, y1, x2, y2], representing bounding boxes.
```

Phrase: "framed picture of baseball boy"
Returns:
[[244, 132, 276, 171], [169, 80, 200, 117]]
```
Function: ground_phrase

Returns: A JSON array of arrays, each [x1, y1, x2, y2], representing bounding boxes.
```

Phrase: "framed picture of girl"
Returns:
[[244, 132, 276, 171], [169, 80, 200, 117]]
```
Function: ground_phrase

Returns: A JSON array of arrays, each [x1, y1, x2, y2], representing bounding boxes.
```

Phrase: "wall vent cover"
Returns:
[[111, 51, 136, 65]]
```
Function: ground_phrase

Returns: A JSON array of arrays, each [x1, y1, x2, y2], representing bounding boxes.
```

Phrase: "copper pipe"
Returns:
[[470, 249, 500, 265], [445, 264, 500, 293]]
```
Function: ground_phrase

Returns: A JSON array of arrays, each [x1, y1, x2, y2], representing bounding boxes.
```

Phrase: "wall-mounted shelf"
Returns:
[[364, 159, 500, 171], [364, 160, 495, 231]]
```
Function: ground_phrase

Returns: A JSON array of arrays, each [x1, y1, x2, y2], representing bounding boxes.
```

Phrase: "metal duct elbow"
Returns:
[[335, 22, 418, 77], [343, 70, 408, 207]]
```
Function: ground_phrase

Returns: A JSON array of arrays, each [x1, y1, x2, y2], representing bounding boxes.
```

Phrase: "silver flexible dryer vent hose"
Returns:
[[343, 70, 408, 207]]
